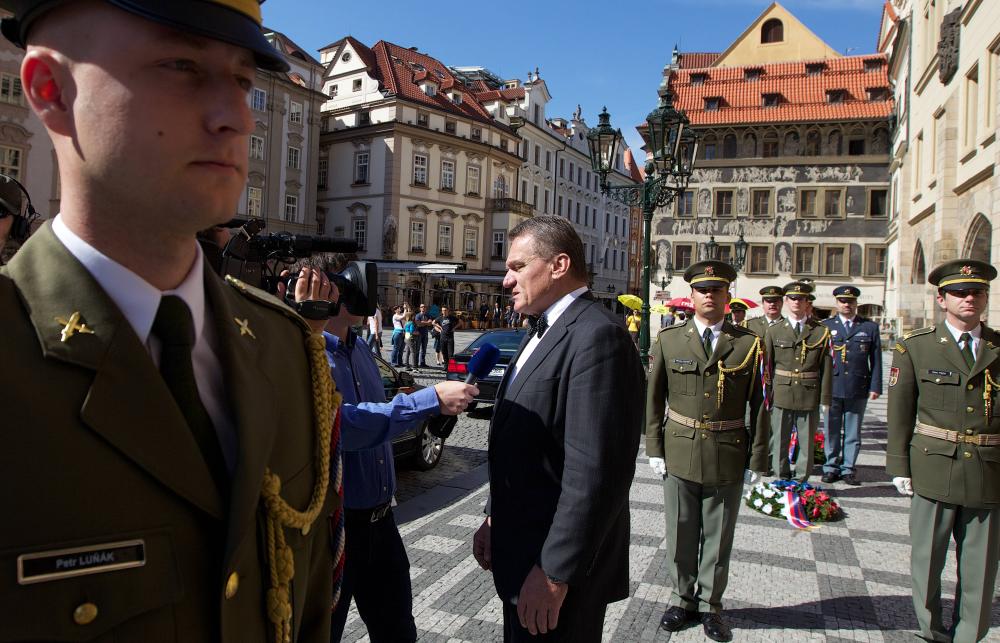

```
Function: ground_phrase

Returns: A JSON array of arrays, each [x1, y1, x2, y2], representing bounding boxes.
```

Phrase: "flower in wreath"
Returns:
[[763, 504, 773, 514]]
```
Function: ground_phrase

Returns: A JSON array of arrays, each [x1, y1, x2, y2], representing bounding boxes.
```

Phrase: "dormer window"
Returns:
[[422, 82, 437, 96], [864, 58, 884, 72], [826, 89, 847, 104], [451, 92, 462, 105], [704, 97, 722, 111], [762, 93, 781, 108], [691, 73, 707, 86], [806, 63, 826, 76], [745, 68, 763, 82], [867, 87, 889, 101]]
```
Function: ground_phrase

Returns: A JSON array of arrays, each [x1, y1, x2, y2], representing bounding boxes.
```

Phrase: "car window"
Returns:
[[469, 331, 526, 354], [375, 357, 397, 394]]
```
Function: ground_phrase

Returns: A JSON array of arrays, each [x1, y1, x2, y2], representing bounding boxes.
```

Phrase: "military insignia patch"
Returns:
[[831, 330, 838, 336], [961, 265, 974, 276], [889, 367, 899, 387], [895, 343, 907, 354], [705, 266, 715, 276]]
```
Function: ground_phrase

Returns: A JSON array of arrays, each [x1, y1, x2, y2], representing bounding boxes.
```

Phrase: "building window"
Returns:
[[492, 231, 505, 259], [868, 188, 888, 217], [317, 158, 328, 189], [867, 87, 889, 101], [793, 244, 818, 274], [413, 154, 428, 186], [822, 245, 848, 276], [533, 145, 540, 166], [532, 185, 539, 207], [438, 224, 452, 255], [848, 139, 866, 155], [466, 165, 480, 195], [762, 138, 779, 157], [714, 190, 734, 217], [410, 221, 425, 252], [722, 135, 738, 158], [676, 190, 694, 217], [704, 97, 721, 111], [471, 127, 481, 141], [328, 84, 338, 98], [416, 112, 429, 127], [703, 143, 717, 160], [353, 78, 362, 92], [762, 93, 781, 108], [826, 89, 846, 104], [964, 65, 979, 149], [567, 199, 573, 220], [0, 73, 24, 105], [751, 189, 771, 217], [464, 228, 478, 257], [249, 135, 265, 160], [557, 195, 563, 216], [748, 244, 772, 274], [284, 194, 298, 222], [745, 68, 763, 82], [441, 160, 455, 191], [247, 186, 262, 218], [286, 146, 301, 170], [806, 63, 826, 76], [546, 151, 552, 171], [761, 18, 783, 43], [799, 189, 817, 217], [352, 219, 367, 251], [674, 243, 694, 270], [445, 120, 456, 134], [251, 88, 266, 111], [823, 189, 844, 218], [865, 245, 887, 277], [691, 73, 707, 86], [864, 58, 884, 72], [358, 110, 370, 125], [804, 130, 821, 155], [559, 158, 565, 177], [544, 189, 550, 214], [354, 152, 369, 184], [289, 101, 303, 125]]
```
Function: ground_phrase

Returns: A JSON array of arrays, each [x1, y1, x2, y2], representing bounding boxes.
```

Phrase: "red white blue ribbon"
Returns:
[[783, 490, 814, 530]]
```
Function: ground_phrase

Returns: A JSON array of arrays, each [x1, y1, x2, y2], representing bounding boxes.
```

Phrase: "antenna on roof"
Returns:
[[845, 47, 857, 55]]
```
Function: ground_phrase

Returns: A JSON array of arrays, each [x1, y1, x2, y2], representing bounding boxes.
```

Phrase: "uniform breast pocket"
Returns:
[[909, 433, 956, 496], [669, 361, 698, 395], [1, 529, 182, 642], [918, 370, 960, 411]]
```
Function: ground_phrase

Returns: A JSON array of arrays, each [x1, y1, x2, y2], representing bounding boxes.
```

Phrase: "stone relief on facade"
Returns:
[[698, 188, 712, 215], [784, 132, 800, 156], [736, 188, 749, 216], [804, 165, 863, 182], [656, 241, 671, 278], [693, 168, 722, 183], [871, 129, 888, 154], [730, 166, 798, 184], [938, 8, 962, 85], [778, 188, 796, 213], [383, 212, 397, 254], [775, 242, 792, 273]]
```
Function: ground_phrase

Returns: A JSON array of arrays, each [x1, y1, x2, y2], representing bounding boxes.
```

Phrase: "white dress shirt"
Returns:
[[52, 215, 237, 471], [692, 317, 725, 355], [786, 313, 809, 334], [507, 286, 589, 384], [838, 314, 857, 331], [944, 319, 982, 359]]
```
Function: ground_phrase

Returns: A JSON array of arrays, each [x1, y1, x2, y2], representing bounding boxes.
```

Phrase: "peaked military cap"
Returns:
[[684, 260, 737, 289], [729, 300, 749, 311], [0, 0, 289, 71], [783, 281, 814, 297], [928, 259, 997, 292], [759, 285, 784, 299], [833, 285, 860, 299]]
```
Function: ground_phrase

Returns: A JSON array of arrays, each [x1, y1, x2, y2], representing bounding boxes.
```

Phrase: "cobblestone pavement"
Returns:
[[342, 342, 1000, 641]]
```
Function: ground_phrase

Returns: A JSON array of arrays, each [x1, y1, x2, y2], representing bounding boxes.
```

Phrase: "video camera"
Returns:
[[216, 218, 377, 319], [0, 173, 39, 244]]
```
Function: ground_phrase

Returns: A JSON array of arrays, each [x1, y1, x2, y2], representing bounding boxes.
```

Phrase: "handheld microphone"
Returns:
[[464, 343, 501, 385]]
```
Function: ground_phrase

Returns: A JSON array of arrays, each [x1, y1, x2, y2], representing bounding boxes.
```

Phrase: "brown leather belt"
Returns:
[[915, 422, 1000, 446], [774, 369, 819, 379], [667, 409, 745, 432]]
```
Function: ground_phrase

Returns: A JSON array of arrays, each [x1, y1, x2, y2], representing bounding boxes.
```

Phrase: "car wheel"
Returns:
[[412, 422, 444, 470]]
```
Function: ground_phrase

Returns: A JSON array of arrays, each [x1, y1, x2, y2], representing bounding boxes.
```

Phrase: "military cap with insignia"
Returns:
[[783, 281, 814, 297], [729, 300, 749, 311], [927, 259, 997, 292], [759, 285, 784, 299], [833, 285, 861, 299], [0, 0, 289, 71], [684, 260, 737, 288]]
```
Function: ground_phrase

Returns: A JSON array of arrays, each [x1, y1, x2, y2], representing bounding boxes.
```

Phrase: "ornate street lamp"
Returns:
[[587, 94, 695, 365], [733, 227, 749, 273], [705, 236, 719, 261]]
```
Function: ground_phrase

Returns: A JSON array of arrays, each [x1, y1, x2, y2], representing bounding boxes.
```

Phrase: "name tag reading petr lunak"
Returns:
[[17, 539, 146, 585]]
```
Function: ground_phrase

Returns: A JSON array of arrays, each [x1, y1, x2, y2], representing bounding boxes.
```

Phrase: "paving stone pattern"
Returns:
[[342, 350, 1000, 641]]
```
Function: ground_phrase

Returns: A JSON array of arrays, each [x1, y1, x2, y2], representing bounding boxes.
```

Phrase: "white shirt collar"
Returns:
[[839, 314, 857, 326], [692, 316, 724, 339], [541, 285, 589, 326], [786, 313, 808, 326], [52, 214, 207, 348], [944, 319, 982, 344]]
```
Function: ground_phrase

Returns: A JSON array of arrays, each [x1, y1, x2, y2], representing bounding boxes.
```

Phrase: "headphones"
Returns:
[[0, 173, 39, 244]]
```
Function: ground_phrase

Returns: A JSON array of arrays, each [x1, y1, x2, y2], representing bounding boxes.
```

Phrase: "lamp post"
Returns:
[[587, 94, 697, 366]]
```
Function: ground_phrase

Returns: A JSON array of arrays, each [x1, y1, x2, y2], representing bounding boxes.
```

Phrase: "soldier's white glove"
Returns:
[[892, 477, 914, 496], [743, 469, 759, 486], [649, 457, 667, 477]]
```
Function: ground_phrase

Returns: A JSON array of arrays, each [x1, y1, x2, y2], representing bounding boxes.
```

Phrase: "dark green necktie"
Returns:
[[960, 332, 976, 369], [796, 321, 803, 338], [153, 296, 229, 497], [702, 327, 713, 359]]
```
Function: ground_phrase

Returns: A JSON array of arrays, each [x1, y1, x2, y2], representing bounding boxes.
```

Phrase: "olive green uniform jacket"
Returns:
[[0, 225, 335, 642], [762, 318, 832, 411], [646, 320, 766, 485], [742, 316, 780, 338], [886, 324, 1000, 509]]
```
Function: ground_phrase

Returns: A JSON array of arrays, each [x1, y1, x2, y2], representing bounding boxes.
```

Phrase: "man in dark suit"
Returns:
[[821, 285, 882, 485], [0, 2, 335, 640], [472, 215, 643, 642]]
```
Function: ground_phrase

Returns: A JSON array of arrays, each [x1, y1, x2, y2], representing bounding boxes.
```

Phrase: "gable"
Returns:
[[712, 2, 840, 68]]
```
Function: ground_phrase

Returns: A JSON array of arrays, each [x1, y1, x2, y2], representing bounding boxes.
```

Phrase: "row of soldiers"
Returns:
[[646, 259, 997, 642]]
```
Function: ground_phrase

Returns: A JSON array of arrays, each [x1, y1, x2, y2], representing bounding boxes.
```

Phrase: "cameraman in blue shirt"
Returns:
[[289, 263, 477, 642]]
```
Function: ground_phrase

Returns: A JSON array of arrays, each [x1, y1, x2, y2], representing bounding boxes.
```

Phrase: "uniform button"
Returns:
[[702, 433, 708, 439], [935, 378, 941, 383], [964, 452, 973, 459], [704, 392, 711, 398], [794, 368, 799, 373], [966, 429, 975, 435], [968, 384, 975, 391], [382, 486, 387, 491], [225, 572, 239, 599], [378, 458, 384, 464], [73, 602, 98, 626], [967, 406, 975, 413]]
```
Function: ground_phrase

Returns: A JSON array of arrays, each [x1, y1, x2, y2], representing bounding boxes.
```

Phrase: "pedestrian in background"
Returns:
[[821, 286, 881, 485], [626, 309, 641, 345], [367, 306, 383, 353], [414, 302, 433, 367], [390, 305, 405, 366], [404, 312, 420, 370], [887, 259, 1000, 643], [434, 305, 462, 367]]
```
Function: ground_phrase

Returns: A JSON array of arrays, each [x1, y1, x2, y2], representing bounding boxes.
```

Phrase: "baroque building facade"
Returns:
[[881, 0, 1000, 333], [653, 3, 893, 322]]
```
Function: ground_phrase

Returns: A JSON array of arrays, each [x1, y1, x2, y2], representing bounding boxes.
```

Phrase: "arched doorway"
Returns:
[[962, 213, 992, 263], [911, 241, 926, 284]]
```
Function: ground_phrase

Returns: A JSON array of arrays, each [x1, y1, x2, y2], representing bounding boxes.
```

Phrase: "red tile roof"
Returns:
[[624, 148, 645, 182], [678, 52, 720, 69], [473, 87, 526, 103], [343, 36, 377, 71], [669, 54, 893, 126]]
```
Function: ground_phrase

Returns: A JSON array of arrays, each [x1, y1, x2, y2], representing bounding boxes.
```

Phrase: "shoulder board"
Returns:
[[902, 326, 935, 342], [225, 275, 311, 333], [726, 323, 755, 337], [658, 320, 688, 335]]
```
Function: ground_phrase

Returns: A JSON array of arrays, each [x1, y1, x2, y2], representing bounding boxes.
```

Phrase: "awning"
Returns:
[[444, 274, 506, 284], [372, 261, 463, 274]]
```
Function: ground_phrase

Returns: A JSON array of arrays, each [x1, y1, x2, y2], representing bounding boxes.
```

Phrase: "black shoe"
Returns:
[[842, 473, 861, 486], [701, 612, 733, 642], [660, 606, 696, 632], [821, 472, 839, 484]]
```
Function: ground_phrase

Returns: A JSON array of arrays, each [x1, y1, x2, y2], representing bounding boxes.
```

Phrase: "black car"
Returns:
[[371, 352, 444, 470], [445, 328, 527, 408]]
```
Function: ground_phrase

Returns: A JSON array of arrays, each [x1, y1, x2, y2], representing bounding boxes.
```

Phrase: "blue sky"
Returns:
[[262, 0, 886, 154]]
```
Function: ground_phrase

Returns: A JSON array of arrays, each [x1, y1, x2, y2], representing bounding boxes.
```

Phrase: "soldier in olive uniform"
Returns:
[[647, 261, 765, 643], [742, 285, 785, 337], [0, 2, 336, 641], [729, 299, 748, 326], [821, 285, 882, 485], [887, 259, 1000, 642], [761, 282, 832, 481]]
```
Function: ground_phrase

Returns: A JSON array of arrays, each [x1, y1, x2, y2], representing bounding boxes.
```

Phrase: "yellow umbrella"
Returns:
[[617, 294, 643, 311], [650, 304, 671, 315]]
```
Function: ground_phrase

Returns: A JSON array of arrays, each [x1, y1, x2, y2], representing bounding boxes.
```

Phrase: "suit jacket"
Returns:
[[887, 324, 1000, 508], [822, 316, 882, 398], [0, 225, 335, 642], [487, 293, 643, 605], [646, 320, 766, 483], [762, 317, 832, 411]]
